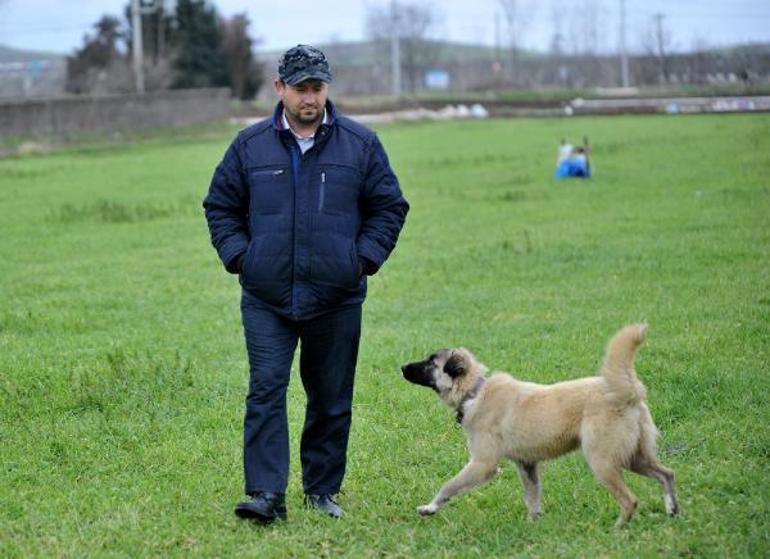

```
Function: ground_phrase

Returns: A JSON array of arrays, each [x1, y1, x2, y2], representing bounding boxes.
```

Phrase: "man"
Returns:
[[203, 45, 409, 524]]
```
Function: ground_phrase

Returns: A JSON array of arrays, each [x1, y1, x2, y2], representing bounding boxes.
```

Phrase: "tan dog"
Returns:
[[401, 324, 678, 525]]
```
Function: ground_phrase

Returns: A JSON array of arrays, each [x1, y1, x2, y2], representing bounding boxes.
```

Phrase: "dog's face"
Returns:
[[401, 348, 471, 394]]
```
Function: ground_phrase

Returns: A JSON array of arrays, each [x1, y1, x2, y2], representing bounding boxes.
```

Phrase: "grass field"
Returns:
[[1, 112, 768, 557]]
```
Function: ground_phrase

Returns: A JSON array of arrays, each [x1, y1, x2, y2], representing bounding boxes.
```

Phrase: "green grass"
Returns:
[[1, 113, 768, 557]]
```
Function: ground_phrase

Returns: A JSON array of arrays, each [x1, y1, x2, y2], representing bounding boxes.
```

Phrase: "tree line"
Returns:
[[66, 0, 263, 99]]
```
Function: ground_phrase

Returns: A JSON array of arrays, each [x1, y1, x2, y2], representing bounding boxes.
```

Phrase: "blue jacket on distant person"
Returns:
[[203, 100, 409, 320], [555, 156, 591, 178], [555, 138, 591, 179]]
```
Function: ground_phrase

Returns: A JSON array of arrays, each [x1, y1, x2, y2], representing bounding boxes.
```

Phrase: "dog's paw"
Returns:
[[417, 504, 437, 516], [665, 495, 679, 516]]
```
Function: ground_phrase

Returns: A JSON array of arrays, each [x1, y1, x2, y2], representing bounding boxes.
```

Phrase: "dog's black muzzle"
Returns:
[[401, 361, 437, 391]]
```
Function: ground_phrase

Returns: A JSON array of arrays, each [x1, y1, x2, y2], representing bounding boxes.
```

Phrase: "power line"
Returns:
[[0, 23, 96, 35]]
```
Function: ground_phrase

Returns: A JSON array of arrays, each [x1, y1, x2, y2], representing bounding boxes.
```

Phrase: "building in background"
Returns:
[[0, 46, 66, 98]]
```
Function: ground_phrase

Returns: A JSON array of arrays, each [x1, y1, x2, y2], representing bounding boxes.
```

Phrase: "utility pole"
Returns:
[[131, 0, 145, 94], [390, 0, 401, 98], [653, 12, 668, 83], [619, 0, 629, 87], [653, 13, 665, 52], [156, 0, 165, 64]]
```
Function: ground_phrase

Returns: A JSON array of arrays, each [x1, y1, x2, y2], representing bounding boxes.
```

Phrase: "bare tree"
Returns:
[[549, 0, 564, 55], [66, 16, 133, 94], [583, 0, 602, 55], [365, 1, 441, 94], [653, 13, 672, 82], [641, 12, 672, 83], [564, 0, 604, 56], [222, 13, 264, 100], [549, 0, 568, 85], [687, 36, 712, 84], [498, 0, 537, 84], [560, 0, 612, 86]]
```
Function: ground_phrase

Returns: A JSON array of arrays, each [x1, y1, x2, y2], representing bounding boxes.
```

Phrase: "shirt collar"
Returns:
[[281, 109, 328, 141]]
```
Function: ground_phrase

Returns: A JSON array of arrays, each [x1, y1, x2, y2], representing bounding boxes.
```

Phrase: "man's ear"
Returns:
[[273, 78, 285, 96], [443, 352, 466, 378]]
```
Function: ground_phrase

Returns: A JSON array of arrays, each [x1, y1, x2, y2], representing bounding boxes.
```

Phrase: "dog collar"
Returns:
[[456, 376, 486, 425]]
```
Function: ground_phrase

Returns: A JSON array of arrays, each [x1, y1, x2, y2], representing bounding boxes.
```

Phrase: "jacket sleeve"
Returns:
[[356, 134, 409, 275], [202, 139, 250, 274]]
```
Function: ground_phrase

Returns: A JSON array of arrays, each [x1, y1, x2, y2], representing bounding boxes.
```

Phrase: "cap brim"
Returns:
[[284, 71, 332, 86]]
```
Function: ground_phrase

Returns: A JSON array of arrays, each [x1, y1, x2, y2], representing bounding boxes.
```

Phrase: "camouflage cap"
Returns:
[[278, 45, 333, 86]]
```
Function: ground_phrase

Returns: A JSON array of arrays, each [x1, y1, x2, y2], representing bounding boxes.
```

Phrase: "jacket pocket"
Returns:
[[248, 167, 289, 215], [310, 238, 359, 289], [318, 165, 360, 216], [347, 241, 360, 288], [240, 236, 292, 301]]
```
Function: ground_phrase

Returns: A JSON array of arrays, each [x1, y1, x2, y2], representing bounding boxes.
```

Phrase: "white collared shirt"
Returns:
[[281, 110, 328, 154]]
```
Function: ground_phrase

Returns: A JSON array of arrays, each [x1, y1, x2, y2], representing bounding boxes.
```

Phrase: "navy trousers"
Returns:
[[240, 289, 361, 495]]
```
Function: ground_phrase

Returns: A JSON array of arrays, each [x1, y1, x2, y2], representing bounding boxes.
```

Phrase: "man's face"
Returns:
[[274, 79, 328, 126]]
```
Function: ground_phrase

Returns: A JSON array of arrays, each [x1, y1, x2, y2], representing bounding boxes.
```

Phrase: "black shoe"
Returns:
[[304, 493, 343, 519], [234, 491, 287, 524]]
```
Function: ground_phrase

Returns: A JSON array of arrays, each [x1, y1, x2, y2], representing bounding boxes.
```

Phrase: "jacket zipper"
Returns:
[[318, 172, 326, 212], [290, 146, 301, 319], [252, 168, 284, 176]]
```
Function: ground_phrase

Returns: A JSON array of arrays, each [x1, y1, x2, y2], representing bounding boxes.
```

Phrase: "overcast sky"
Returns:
[[1, 0, 769, 56]]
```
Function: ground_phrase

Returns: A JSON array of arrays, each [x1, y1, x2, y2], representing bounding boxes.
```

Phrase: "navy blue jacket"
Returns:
[[203, 101, 409, 320]]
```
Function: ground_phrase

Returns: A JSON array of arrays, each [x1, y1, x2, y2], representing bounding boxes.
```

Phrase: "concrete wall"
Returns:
[[0, 88, 231, 141]]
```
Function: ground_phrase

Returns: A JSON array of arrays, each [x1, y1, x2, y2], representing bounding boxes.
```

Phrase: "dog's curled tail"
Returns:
[[600, 324, 648, 405]]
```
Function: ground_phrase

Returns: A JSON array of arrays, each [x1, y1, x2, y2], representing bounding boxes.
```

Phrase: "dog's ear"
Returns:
[[443, 352, 466, 378]]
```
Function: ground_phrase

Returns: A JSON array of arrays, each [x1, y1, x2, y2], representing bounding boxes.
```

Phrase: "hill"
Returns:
[[0, 44, 65, 63]]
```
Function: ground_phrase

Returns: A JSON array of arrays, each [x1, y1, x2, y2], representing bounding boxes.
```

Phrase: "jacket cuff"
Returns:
[[225, 252, 245, 274], [358, 256, 378, 276]]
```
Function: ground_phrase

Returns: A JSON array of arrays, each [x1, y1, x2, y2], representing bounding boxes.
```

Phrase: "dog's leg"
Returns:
[[515, 461, 542, 520], [582, 418, 640, 525], [417, 460, 498, 516], [590, 465, 638, 526], [630, 457, 678, 516]]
